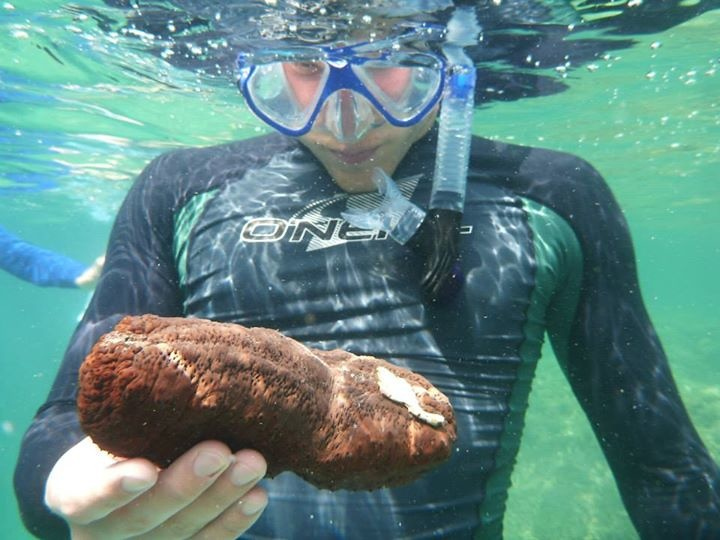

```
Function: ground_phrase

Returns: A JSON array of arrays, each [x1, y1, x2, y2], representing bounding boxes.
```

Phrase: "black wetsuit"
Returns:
[[14, 129, 720, 539]]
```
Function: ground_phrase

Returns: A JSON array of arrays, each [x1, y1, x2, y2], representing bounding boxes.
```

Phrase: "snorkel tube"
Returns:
[[410, 37, 476, 302], [342, 8, 478, 302], [431, 43, 475, 215]]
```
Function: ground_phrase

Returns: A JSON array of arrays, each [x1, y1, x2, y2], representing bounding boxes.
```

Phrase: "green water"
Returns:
[[1, 3, 718, 538]]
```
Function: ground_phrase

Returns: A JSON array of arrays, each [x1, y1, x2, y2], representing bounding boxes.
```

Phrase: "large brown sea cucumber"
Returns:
[[77, 315, 456, 490]]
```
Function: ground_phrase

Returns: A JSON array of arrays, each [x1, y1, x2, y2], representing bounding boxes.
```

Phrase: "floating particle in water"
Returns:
[[3, 2, 15, 10], [586, 63, 599, 72], [187, 43, 203, 56], [2, 420, 14, 435], [646, 71, 656, 79], [684, 71, 697, 85], [650, 41, 662, 50]]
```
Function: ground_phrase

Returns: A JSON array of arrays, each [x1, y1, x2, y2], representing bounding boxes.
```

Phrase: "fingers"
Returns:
[[133, 449, 268, 540], [48, 439, 268, 539], [45, 437, 158, 525], [90, 441, 234, 537], [192, 486, 268, 540]]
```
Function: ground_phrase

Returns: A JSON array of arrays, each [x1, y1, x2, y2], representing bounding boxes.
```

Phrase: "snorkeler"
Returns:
[[14, 4, 720, 540], [0, 224, 104, 289]]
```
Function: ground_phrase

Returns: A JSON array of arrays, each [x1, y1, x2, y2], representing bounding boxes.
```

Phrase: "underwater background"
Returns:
[[1, 2, 718, 538]]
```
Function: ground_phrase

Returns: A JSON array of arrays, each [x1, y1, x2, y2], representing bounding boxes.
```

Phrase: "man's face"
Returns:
[[282, 61, 439, 192]]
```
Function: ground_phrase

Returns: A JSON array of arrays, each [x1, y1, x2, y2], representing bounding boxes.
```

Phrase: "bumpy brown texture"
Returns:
[[77, 315, 456, 490]]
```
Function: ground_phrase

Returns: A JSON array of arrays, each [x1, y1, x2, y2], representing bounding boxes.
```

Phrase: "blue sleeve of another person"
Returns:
[[0, 225, 85, 288]]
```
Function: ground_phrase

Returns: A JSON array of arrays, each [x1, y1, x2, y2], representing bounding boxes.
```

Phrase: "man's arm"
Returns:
[[13, 138, 287, 539], [542, 164, 720, 538], [0, 225, 88, 288], [12, 153, 187, 538]]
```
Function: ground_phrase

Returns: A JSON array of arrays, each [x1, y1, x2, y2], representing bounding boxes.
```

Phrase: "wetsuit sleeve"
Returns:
[[13, 153, 186, 540], [0, 225, 86, 288], [541, 160, 720, 538]]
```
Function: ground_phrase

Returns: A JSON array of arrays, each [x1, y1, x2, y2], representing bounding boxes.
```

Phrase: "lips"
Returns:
[[330, 146, 379, 165]]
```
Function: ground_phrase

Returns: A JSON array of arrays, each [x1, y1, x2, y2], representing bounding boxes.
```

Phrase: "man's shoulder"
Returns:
[[468, 137, 630, 263], [470, 136, 603, 188], [145, 132, 298, 183], [469, 136, 613, 216], [121, 133, 301, 218]]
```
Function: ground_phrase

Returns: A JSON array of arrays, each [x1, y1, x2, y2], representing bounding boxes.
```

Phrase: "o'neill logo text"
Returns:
[[238, 174, 470, 252], [241, 217, 389, 251]]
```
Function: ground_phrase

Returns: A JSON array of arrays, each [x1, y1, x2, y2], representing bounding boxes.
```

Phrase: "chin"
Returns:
[[328, 167, 376, 193]]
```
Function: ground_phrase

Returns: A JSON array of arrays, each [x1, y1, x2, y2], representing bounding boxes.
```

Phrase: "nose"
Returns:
[[338, 90, 357, 141], [321, 90, 379, 143]]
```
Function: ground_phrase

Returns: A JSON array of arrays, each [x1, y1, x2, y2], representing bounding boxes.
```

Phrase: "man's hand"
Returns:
[[45, 437, 267, 539], [74, 256, 105, 288]]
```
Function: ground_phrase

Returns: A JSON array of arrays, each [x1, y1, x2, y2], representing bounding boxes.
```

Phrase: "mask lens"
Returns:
[[352, 53, 444, 123], [244, 62, 328, 133]]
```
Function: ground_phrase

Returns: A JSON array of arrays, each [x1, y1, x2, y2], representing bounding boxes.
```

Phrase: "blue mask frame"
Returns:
[[236, 26, 447, 136]]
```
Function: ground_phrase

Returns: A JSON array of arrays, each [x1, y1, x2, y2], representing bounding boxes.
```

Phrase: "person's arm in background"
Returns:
[[0, 225, 103, 288], [541, 161, 720, 538], [13, 150, 267, 539]]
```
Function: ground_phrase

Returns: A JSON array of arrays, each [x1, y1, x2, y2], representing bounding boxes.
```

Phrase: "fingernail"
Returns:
[[122, 475, 155, 493], [231, 462, 263, 487], [194, 451, 229, 477], [240, 497, 267, 516]]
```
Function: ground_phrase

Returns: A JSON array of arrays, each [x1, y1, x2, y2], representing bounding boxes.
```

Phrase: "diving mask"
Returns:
[[236, 25, 447, 141]]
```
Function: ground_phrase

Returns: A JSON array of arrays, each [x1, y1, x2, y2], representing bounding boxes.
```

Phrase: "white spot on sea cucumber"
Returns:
[[376, 366, 445, 427]]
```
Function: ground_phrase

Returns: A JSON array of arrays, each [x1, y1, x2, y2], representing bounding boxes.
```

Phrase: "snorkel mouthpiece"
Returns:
[[341, 168, 426, 244]]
